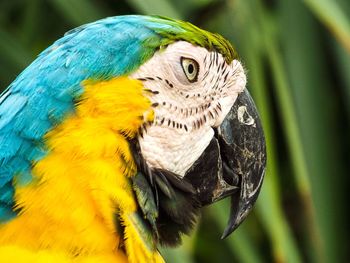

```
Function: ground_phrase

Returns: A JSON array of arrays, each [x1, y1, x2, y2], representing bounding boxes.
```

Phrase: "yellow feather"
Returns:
[[0, 77, 162, 262]]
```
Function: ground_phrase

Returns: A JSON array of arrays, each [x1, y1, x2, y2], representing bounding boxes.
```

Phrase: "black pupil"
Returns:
[[188, 63, 194, 74]]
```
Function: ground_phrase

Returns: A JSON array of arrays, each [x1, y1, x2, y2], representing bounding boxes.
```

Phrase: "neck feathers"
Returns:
[[0, 77, 160, 262]]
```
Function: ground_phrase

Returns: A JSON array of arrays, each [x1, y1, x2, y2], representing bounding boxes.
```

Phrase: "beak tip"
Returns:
[[220, 227, 235, 240]]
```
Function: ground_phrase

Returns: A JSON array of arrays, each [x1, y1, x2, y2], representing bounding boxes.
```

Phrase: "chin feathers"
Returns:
[[129, 140, 200, 246], [156, 184, 199, 246]]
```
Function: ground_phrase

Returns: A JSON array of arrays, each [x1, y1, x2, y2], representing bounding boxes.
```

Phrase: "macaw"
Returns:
[[0, 15, 266, 263]]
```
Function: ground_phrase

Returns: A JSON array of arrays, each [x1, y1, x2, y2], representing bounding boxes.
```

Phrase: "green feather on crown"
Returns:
[[147, 16, 238, 64]]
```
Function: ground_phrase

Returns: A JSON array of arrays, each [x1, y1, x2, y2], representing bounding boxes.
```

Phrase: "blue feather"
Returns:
[[0, 15, 180, 222]]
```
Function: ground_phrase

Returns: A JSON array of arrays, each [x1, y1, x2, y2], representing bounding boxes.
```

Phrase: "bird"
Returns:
[[0, 15, 266, 263]]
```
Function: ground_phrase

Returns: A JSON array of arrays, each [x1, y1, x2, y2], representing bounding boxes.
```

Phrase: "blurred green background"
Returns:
[[0, 0, 349, 262]]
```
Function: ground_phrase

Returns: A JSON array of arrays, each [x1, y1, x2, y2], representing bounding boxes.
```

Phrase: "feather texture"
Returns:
[[0, 77, 162, 262]]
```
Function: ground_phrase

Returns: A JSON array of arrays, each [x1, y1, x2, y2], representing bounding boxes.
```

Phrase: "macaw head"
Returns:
[[125, 16, 266, 245]]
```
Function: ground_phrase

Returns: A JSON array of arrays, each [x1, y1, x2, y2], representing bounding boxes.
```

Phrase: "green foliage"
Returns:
[[0, 0, 349, 262]]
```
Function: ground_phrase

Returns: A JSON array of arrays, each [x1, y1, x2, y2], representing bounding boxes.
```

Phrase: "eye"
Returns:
[[181, 57, 199, 83]]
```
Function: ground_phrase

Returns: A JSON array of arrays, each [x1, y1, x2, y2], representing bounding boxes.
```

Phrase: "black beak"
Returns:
[[183, 89, 266, 238]]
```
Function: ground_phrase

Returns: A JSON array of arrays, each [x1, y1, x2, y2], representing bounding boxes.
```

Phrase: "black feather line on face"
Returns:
[[128, 139, 200, 246]]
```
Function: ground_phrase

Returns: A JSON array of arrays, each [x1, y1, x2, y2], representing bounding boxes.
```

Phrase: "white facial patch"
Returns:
[[130, 41, 246, 176]]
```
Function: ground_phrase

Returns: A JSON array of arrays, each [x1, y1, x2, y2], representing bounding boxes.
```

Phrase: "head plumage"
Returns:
[[144, 16, 238, 64]]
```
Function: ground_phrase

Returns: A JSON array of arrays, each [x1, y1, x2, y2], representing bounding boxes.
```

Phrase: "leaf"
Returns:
[[126, 0, 183, 19], [49, 0, 107, 25], [303, 0, 350, 52]]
